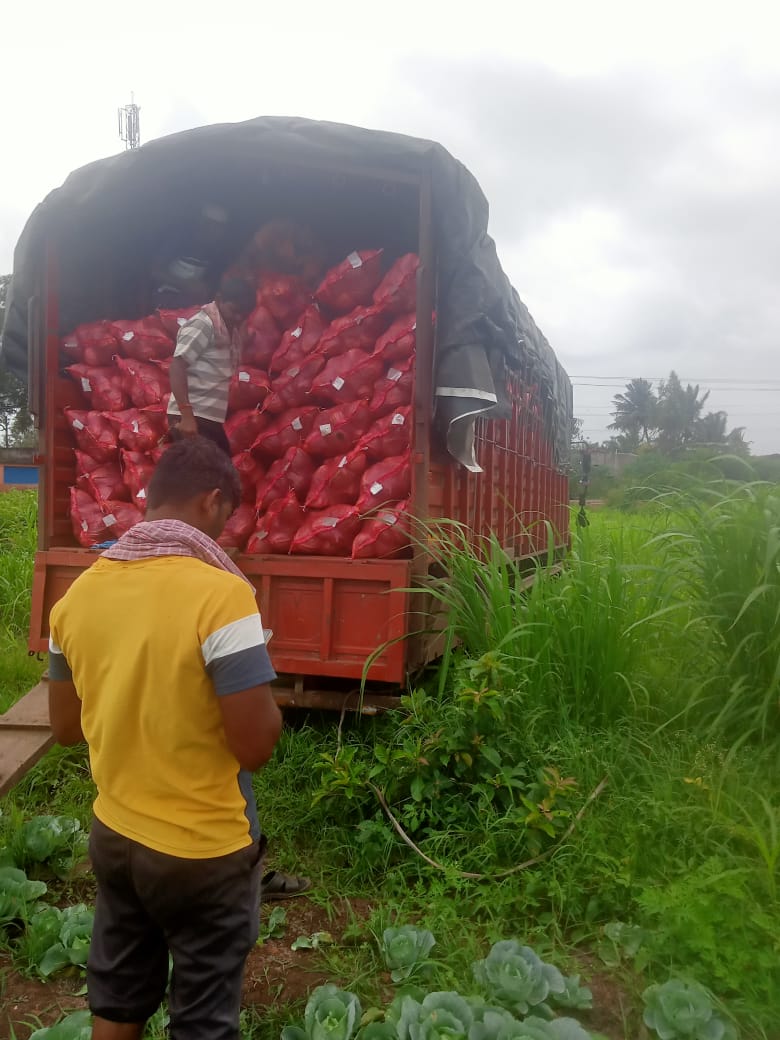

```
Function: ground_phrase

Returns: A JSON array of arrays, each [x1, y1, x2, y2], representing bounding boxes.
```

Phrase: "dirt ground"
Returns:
[[0, 898, 638, 1039]]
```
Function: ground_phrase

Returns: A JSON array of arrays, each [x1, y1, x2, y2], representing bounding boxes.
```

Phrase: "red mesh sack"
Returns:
[[241, 305, 281, 368], [305, 451, 367, 509], [106, 407, 166, 454], [75, 321, 119, 367], [158, 306, 202, 338], [74, 450, 102, 476], [232, 451, 266, 503], [356, 407, 412, 460], [120, 450, 156, 509], [309, 350, 384, 406], [113, 317, 174, 362], [261, 354, 325, 415], [225, 409, 268, 454], [352, 500, 412, 559], [290, 504, 362, 557], [217, 503, 257, 552], [60, 331, 83, 366], [315, 250, 383, 315], [70, 487, 112, 547], [66, 364, 129, 412], [356, 454, 411, 512], [106, 500, 144, 537], [302, 400, 372, 459], [269, 305, 325, 374], [228, 367, 272, 412], [65, 409, 118, 463], [372, 312, 417, 365], [372, 254, 419, 314], [116, 357, 170, 409], [251, 407, 319, 460], [255, 446, 316, 512], [248, 491, 305, 554], [369, 357, 414, 416], [256, 274, 310, 327], [77, 461, 129, 504], [316, 304, 389, 361]]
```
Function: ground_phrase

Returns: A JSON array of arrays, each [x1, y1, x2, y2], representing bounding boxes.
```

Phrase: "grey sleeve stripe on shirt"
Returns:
[[48, 651, 73, 682], [208, 644, 277, 696], [174, 313, 213, 364]]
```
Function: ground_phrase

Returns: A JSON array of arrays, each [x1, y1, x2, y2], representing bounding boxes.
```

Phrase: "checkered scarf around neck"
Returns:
[[101, 519, 251, 586]]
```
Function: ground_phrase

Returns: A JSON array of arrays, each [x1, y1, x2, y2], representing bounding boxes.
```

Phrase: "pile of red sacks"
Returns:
[[63, 248, 418, 558]]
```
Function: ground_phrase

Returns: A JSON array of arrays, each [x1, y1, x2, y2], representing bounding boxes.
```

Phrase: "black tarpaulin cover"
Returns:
[[0, 115, 571, 468]]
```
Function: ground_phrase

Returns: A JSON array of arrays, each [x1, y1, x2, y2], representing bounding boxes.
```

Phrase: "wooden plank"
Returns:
[[0, 682, 55, 796]]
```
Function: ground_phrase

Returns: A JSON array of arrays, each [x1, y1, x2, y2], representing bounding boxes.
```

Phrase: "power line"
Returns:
[[569, 375, 780, 384]]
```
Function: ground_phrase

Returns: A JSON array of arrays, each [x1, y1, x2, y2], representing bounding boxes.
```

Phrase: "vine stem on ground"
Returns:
[[369, 776, 609, 880]]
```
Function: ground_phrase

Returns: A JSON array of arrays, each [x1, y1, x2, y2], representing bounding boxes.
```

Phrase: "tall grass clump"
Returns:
[[0, 489, 37, 637], [421, 515, 687, 730], [659, 482, 780, 743]]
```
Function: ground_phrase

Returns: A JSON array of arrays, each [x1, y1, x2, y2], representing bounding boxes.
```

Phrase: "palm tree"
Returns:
[[656, 371, 710, 452], [609, 378, 657, 446]]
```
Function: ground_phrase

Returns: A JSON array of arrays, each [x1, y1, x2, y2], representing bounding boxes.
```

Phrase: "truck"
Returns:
[[1, 115, 572, 727]]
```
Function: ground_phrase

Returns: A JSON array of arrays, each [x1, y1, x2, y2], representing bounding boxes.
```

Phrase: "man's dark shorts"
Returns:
[[168, 415, 231, 456], [88, 817, 264, 1040]]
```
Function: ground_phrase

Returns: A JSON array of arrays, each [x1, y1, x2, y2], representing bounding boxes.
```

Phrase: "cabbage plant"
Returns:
[[382, 926, 437, 982], [550, 976, 592, 1012], [395, 991, 474, 1040], [642, 980, 738, 1040], [29, 1011, 92, 1040], [282, 984, 363, 1040], [0, 866, 47, 926], [472, 942, 565, 1017]]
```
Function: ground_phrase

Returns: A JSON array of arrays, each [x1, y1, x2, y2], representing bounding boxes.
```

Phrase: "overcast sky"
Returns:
[[2, 1, 778, 452]]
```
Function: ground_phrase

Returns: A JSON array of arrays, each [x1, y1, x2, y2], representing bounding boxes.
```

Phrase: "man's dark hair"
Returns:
[[147, 436, 241, 511], [217, 277, 256, 315]]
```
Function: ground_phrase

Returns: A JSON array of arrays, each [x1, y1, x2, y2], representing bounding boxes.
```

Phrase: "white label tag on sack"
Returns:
[[72, 419, 85, 430], [379, 511, 397, 525], [412, 322, 417, 331], [122, 331, 135, 342], [322, 516, 339, 528], [347, 251, 362, 269], [319, 424, 332, 436], [338, 456, 348, 469], [391, 412, 405, 425], [137, 488, 146, 500], [81, 520, 88, 531], [291, 326, 302, 339], [332, 376, 345, 391], [288, 366, 300, 378], [81, 378, 92, 392], [291, 417, 303, 431], [370, 481, 384, 496], [177, 317, 188, 327], [238, 371, 250, 382], [103, 514, 116, 527], [388, 368, 402, 382], [131, 420, 140, 433]]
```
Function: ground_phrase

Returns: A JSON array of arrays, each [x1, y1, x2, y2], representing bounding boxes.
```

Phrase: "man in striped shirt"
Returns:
[[168, 278, 256, 455]]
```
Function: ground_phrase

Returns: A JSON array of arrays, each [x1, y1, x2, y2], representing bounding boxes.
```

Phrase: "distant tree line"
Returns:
[[605, 372, 748, 455], [0, 273, 35, 448]]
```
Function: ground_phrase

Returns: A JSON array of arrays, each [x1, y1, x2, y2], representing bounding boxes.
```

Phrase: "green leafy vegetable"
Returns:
[[0, 866, 47, 925], [258, 905, 287, 944], [550, 976, 593, 1012], [291, 931, 334, 951], [396, 991, 473, 1040], [382, 926, 437, 983], [282, 984, 362, 1040], [21, 903, 93, 977], [11, 816, 87, 878], [472, 941, 565, 1017], [28, 1010, 92, 1040], [642, 980, 738, 1040]]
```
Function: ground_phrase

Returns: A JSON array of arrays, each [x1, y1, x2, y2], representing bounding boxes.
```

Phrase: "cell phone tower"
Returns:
[[118, 94, 141, 150]]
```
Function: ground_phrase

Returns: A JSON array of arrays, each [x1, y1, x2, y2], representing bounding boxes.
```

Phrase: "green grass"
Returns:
[[1, 489, 778, 1038]]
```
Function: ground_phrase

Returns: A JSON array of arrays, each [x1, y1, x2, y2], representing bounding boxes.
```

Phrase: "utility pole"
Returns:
[[118, 94, 141, 150]]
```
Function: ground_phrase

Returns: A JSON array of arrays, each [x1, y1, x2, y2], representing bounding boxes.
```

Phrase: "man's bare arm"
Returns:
[[49, 679, 85, 746], [218, 684, 282, 772]]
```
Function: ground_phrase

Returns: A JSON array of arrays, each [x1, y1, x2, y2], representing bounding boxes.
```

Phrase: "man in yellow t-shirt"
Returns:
[[48, 437, 282, 1040]]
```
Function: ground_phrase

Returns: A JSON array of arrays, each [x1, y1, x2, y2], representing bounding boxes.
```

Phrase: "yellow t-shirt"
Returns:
[[48, 556, 276, 858]]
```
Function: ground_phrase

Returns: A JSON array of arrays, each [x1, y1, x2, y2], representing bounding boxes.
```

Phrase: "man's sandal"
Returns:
[[261, 870, 312, 901]]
